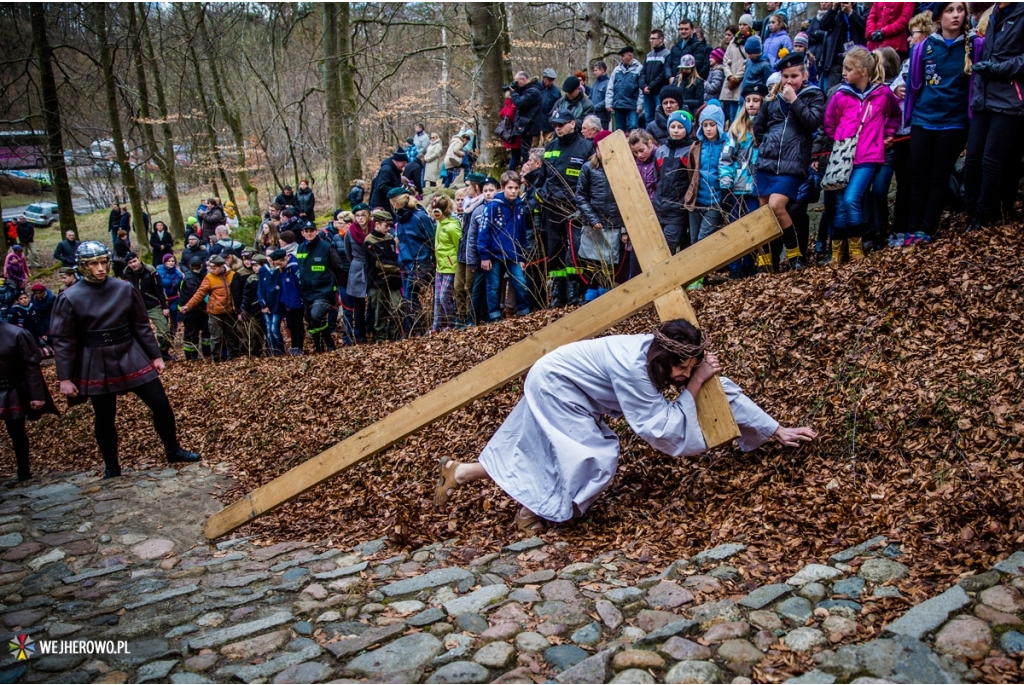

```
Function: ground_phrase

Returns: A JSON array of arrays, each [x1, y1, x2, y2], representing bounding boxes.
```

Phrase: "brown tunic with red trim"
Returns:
[[49, 277, 161, 396], [0, 322, 58, 420]]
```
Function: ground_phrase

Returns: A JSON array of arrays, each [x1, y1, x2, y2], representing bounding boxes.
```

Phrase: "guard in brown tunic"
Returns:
[[49, 242, 200, 478], [0, 321, 58, 482]]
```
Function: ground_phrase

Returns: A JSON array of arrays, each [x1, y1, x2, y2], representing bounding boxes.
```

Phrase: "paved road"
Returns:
[[2, 197, 99, 221]]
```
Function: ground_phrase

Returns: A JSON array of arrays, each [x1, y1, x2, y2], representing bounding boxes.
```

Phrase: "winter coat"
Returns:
[[721, 40, 748, 102], [280, 258, 302, 309], [413, 131, 430, 156], [806, 14, 829, 66], [209, 238, 244, 259], [653, 136, 694, 224], [31, 290, 55, 335], [646, 108, 669, 145], [763, 29, 794, 68], [536, 130, 593, 211], [393, 203, 436, 267], [180, 244, 209, 268], [906, 34, 971, 129], [684, 134, 726, 211], [274, 191, 298, 211], [257, 266, 283, 314], [295, 187, 316, 219], [866, 3, 914, 55], [741, 55, 773, 94], [296, 234, 336, 303], [606, 60, 645, 111], [539, 83, 562, 133], [200, 205, 226, 241], [643, 46, 671, 95], [679, 75, 705, 116], [591, 75, 610, 115], [364, 228, 402, 291], [434, 216, 462, 274], [824, 83, 901, 165], [149, 229, 174, 266], [343, 228, 369, 299], [636, 154, 658, 201], [178, 268, 206, 316], [53, 239, 80, 268], [347, 186, 364, 208], [424, 140, 443, 184], [705, 66, 725, 103], [551, 91, 596, 127], [156, 264, 182, 309], [478, 194, 529, 264], [16, 220, 34, 245], [754, 86, 827, 177], [460, 195, 488, 267], [667, 37, 711, 81], [369, 158, 404, 210], [819, 7, 867, 71], [3, 253, 27, 290], [576, 163, 624, 229], [0, 322, 56, 422], [443, 136, 467, 171], [971, 3, 1024, 117], [719, 130, 759, 196], [183, 270, 235, 316], [511, 79, 544, 138]]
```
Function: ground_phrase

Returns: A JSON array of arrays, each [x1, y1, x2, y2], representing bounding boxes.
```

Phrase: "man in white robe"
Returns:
[[434, 323, 816, 531]]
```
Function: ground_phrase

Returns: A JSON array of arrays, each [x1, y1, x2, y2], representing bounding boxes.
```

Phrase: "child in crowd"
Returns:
[[432, 196, 462, 332], [740, 36, 772, 94], [823, 47, 900, 264], [364, 210, 403, 341], [653, 111, 695, 254], [626, 129, 659, 278], [706, 49, 726, 103], [763, 10, 794, 67], [753, 52, 825, 271], [792, 32, 819, 86], [683, 100, 727, 290], [478, 172, 531, 322], [721, 83, 767, 277], [348, 179, 365, 209], [577, 130, 626, 300], [677, 55, 706, 116], [459, 178, 498, 327]]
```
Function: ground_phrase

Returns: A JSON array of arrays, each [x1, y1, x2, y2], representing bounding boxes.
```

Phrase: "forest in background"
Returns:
[[1, 2, 791, 246]]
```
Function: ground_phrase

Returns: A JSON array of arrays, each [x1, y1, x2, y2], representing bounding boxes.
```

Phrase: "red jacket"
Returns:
[[866, 2, 914, 55]]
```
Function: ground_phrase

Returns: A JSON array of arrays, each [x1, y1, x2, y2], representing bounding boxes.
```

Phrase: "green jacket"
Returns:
[[434, 215, 462, 275]]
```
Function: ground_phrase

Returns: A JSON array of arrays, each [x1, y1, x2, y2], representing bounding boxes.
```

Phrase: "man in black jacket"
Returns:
[[15, 218, 39, 269], [642, 29, 671, 124], [123, 253, 172, 360], [819, 3, 866, 90], [199, 198, 226, 242], [297, 222, 338, 352], [178, 257, 210, 360], [510, 72, 545, 167], [538, 69, 561, 144], [274, 186, 298, 211], [667, 18, 710, 81], [369, 150, 408, 210], [107, 203, 121, 245], [53, 230, 80, 268]]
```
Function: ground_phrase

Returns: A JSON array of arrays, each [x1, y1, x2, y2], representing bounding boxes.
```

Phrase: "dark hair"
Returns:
[[646, 319, 706, 391], [594, 60, 607, 71], [282, 208, 296, 218], [651, 28, 665, 39], [678, 18, 694, 28], [153, 220, 167, 232], [725, 24, 739, 35]]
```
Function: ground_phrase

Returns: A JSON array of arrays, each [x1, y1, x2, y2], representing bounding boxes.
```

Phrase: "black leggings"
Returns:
[[964, 110, 1024, 224], [4, 418, 30, 479], [285, 307, 305, 351], [89, 379, 179, 472], [908, 126, 968, 236]]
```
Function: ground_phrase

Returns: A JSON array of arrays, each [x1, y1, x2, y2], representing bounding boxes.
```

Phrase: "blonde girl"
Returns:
[[431, 196, 461, 332]]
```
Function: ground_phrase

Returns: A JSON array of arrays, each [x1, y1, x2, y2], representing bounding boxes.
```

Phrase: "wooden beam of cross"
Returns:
[[598, 129, 746, 447], [204, 197, 781, 541]]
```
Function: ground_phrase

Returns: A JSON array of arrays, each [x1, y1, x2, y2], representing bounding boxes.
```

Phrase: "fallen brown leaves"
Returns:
[[10, 225, 1024, 602]]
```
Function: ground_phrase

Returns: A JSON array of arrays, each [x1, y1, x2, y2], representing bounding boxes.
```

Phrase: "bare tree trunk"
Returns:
[[636, 3, 652, 57], [338, 3, 362, 183], [322, 3, 346, 210], [197, 13, 258, 216], [731, 2, 745, 24], [467, 3, 507, 169], [186, 39, 235, 208], [130, 4, 184, 240], [586, 3, 606, 68], [95, 3, 147, 249], [30, 5, 78, 239]]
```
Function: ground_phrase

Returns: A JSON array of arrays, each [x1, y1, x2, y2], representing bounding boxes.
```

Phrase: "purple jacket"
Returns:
[[823, 83, 901, 165], [635, 154, 658, 201]]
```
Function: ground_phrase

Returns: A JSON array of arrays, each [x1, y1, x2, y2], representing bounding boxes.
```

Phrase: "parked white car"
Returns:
[[23, 202, 60, 227]]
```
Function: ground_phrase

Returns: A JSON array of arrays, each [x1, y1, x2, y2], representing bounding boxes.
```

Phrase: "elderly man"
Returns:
[[538, 68, 561, 145], [605, 46, 645, 132], [53, 229, 80, 268], [581, 114, 603, 144], [551, 76, 595, 129]]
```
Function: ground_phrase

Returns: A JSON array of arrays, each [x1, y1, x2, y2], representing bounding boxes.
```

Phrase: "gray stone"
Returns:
[[611, 668, 656, 684], [691, 599, 741, 628], [832, 577, 866, 598], [165, 625, 199, 639], [817, 636, 961, 683], [353, 537, 388, 557], [325, 622, 408, 659], [993, 551, 1024, 576], [281, 567, 309, 581], [778, 597, 814, 627], [785, 627, 827, 652], [33, 654, 87, 672], [817, 599, 863, 615], [664, 660, 723, 684], [515, 569, 556, 585], [0, 533, 24, 548], [873, 586, 903, 598], [427, 661, 490, 684], [739, 584, 793, 609], [138, 660, 178, 683], [443, 584, 508, 616], [292, 621, 313, 636], [858, 558, 909, 584], [113, 639, 179, 667], [595, 599, 623, 630], [515, 631, 549, 653], [217, 637, 322, 681], [828, 536, 888, 565], [787, 564, 843, 586], [799, 583, 827, 604], [125, 583, 199, 610], [690, 544, 746, 567], [312, 561, 367, 580], [509, 588, 541, 603], [474, 641, 515, 668], [380, 567, 474, 597], [637, 619, 699, 644], [407, 607, 446, 627], [1001, 630, 1024, 655], [958, 570, 1001, 593], [186, 610, 294, 649], [170, 675, 214, 684], [345, 632, 442, 676], [554, 648, 616, 684], [502, 537, 544, 552], [883, 585, 971, 639], [659, 636, 712, 661], [709, 564, 739, 581], [544, 644, 589, 672], [604, 586, 644, 604], [783, 669, 837, 684], [571, 621, 602, 646], [646, 581, 694, 609], [454, 613, 488, 634], [272, 661, 334, 684]]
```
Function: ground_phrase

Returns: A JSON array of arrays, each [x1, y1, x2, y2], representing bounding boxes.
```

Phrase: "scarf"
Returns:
[[348, 220, 367, 245]]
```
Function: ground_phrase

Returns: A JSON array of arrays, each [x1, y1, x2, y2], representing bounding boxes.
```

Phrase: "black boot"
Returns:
[[965, 217, 984, 233], [103, 466, 121, 479], [167, 447, 201, 464], [549, 278, 567, 308]]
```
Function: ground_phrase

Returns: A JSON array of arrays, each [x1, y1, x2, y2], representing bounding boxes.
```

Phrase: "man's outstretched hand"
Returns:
[[773, 426, 817, 447]]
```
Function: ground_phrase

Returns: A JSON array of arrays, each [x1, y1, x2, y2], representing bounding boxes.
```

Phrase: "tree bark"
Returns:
[[731, 2, 745, 25], [29, 5, 78, 239], [636, 3, 653, 57], [338, 3, 362, 184], [185, 37, 235, 208], [322, 4, 346, 210], [467, 3, 509, 169], [586, 3, 606, 68], [95, 3, 147, 249], [197, 13, 257, 216]]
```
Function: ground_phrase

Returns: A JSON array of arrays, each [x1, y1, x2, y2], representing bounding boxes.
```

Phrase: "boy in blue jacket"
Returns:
[[259, 250, 285, 355], [478, 171, 532, 322], [269, 248, 304, 355]]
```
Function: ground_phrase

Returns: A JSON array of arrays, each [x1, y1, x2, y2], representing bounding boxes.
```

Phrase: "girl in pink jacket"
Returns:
[[823, 47, 900, 264]]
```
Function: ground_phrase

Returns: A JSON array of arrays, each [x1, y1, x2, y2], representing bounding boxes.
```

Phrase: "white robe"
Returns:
[[478, 334, 780, 522]]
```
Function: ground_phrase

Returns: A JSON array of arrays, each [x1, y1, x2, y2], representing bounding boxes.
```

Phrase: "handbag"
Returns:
[[822, 102, 871, 192]]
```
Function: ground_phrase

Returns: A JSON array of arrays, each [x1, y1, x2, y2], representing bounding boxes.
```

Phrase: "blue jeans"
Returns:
[[613, 108, 639, 132], [643, 93, 660, 123], [689, 208, 723, 245], [263, 312, 285, 355], [485, 261, 530, 320], [833, 164, 879, 238]]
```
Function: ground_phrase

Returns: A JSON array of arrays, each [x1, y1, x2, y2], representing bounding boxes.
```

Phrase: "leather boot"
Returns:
[[167, 447, 201, 464]]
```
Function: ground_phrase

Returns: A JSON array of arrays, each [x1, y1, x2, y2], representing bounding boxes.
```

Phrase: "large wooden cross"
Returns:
[[204, 130, 780, 539]]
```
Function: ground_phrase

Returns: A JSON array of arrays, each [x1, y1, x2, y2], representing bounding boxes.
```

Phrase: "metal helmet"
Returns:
[[76, 241, 111, 279]]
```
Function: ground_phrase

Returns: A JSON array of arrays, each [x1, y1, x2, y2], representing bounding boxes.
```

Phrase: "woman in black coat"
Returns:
[[149, 221, 174, 266], [575, 147, 624, 298]]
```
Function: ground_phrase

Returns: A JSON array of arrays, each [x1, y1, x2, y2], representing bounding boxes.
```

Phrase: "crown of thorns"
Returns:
[[652, 328, 709, 359]]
